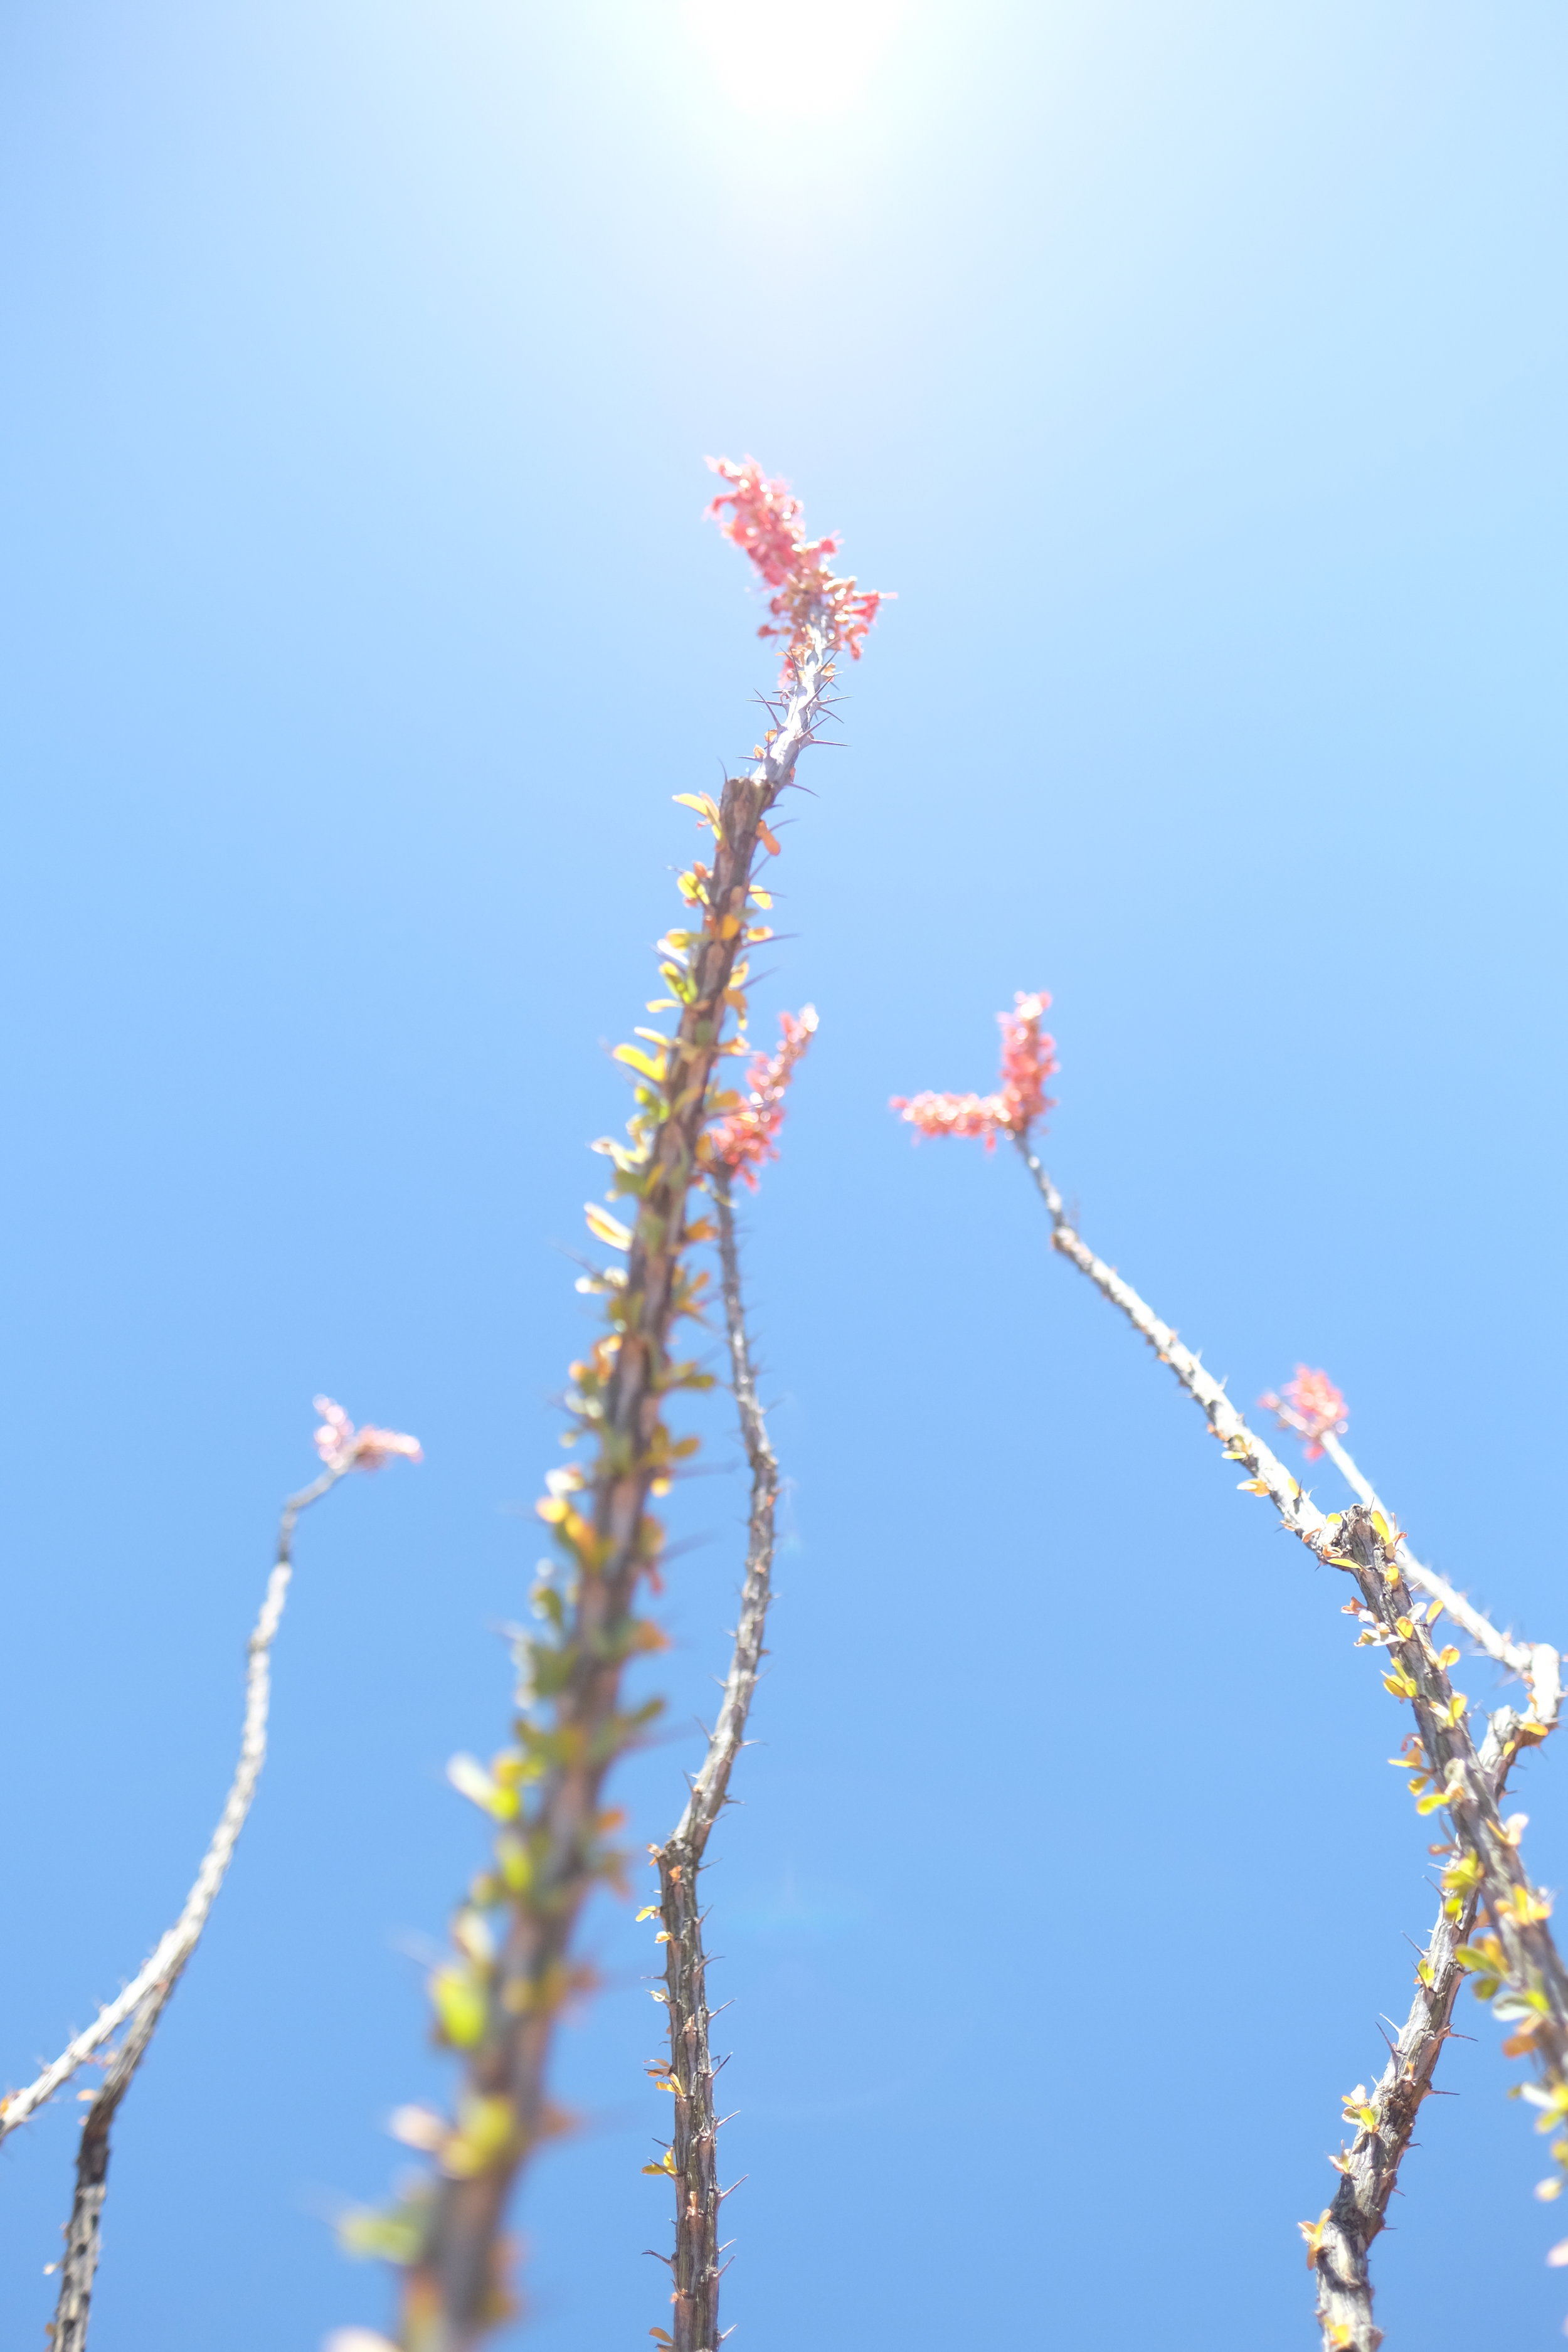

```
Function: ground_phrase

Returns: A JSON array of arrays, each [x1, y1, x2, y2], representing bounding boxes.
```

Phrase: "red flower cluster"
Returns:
[[1259, 1367, 1348, 1461], [891, 992, 1057, 1150], [706, 1006, 818, 1187], [706, 457, 887, 674]]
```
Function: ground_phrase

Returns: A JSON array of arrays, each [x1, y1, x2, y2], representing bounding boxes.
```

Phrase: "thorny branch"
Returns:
[[1317, 1427, 1562, 1725], [8, 1401, 416, 2352], [395, 580, 860, 2352], [647, 1169, 780, 2352], [1, 1464, 343, 2147], [46, 1989, 166, 2352], [1307, 1707, 1521, 2351], [1010, 1139, 1568, 2332], [1014, 1136, 1343, 1543], [1279, 1422, 1560, 2349]]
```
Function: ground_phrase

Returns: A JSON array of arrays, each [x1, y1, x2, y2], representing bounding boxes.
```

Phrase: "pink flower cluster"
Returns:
[[1258, 1367, 1348, 1461], [707, 1006, 818, 1188], [891, 992, 1057, 1150], [706, 457, 887, 675], [314, 1395, 424, 1475]]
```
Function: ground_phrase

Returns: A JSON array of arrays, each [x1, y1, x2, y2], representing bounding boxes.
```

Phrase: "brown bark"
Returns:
[[401, 617, 837, 2352]]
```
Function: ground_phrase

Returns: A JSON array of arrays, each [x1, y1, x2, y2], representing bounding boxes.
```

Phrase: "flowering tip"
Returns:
[[1260, 1367, 1348, 1459], [892, 991, 1057, 1147], [706, 457, 887, 678], [313, 1395, 424, 1475], [706, 1005, 818, 1185]]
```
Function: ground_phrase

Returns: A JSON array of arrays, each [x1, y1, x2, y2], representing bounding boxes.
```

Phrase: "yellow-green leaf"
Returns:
[[613, 1043, 667, 1083], [584, 1202, 633, 1250], [430, 1966, 487, 2050]]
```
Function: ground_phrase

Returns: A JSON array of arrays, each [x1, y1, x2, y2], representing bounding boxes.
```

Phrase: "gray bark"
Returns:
[[47, 1991, 167, 2352], [1309, 1710, 1519, 2350], [3, 1466, 338, 2144], [652, 1170, 779, 2352], [1008, 1138, 1568, 2343]]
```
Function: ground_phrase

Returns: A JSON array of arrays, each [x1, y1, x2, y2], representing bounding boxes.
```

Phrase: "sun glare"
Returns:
[[678, 0, 907, 120]]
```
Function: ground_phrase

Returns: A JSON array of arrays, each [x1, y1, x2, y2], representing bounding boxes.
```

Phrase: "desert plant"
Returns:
[[893, 994, 1566, 2351]]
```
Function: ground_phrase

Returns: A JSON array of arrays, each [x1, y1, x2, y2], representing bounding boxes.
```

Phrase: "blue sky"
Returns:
[[3, 3, 1567, 2345]]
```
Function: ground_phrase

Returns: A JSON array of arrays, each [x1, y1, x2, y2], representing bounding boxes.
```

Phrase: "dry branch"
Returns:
[[1009, 1137, 1568, 2329], [1276, 1422, 1560, 2348], [1317, 1428, 1561, 1727], [1308, 1706, 1521, 2350], [46, 1989, 166, 2352], [1, 1463, 342, 2145], [647, 1168, 780, 2352], [8, 1402, 416, 2351]]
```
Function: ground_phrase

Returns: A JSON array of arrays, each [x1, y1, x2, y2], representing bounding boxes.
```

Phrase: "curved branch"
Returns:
[[46, 1986, 165, 2352], [1308, 1707, 1521, 2349], [1, 1466, 339, 2144], [649, 1169, 780, 2352], [1318, 1429, 1561, 1726], [1010, 1136, 1568, 2340]]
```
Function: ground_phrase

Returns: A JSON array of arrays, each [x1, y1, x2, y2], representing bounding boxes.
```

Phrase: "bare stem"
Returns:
[[650, 1170, 780, 2352], [16, 1457, 372, 2352], [3, 1467, 339, 2146], [1012, 1138, 1329, 1537]]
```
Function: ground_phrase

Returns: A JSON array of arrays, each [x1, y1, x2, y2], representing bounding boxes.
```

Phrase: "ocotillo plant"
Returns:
[[643, 1007, 815, 2352], [894, 997, 1565, 2352], [1, 1400, 421, 2352], [339, 465, 883, 2352]]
